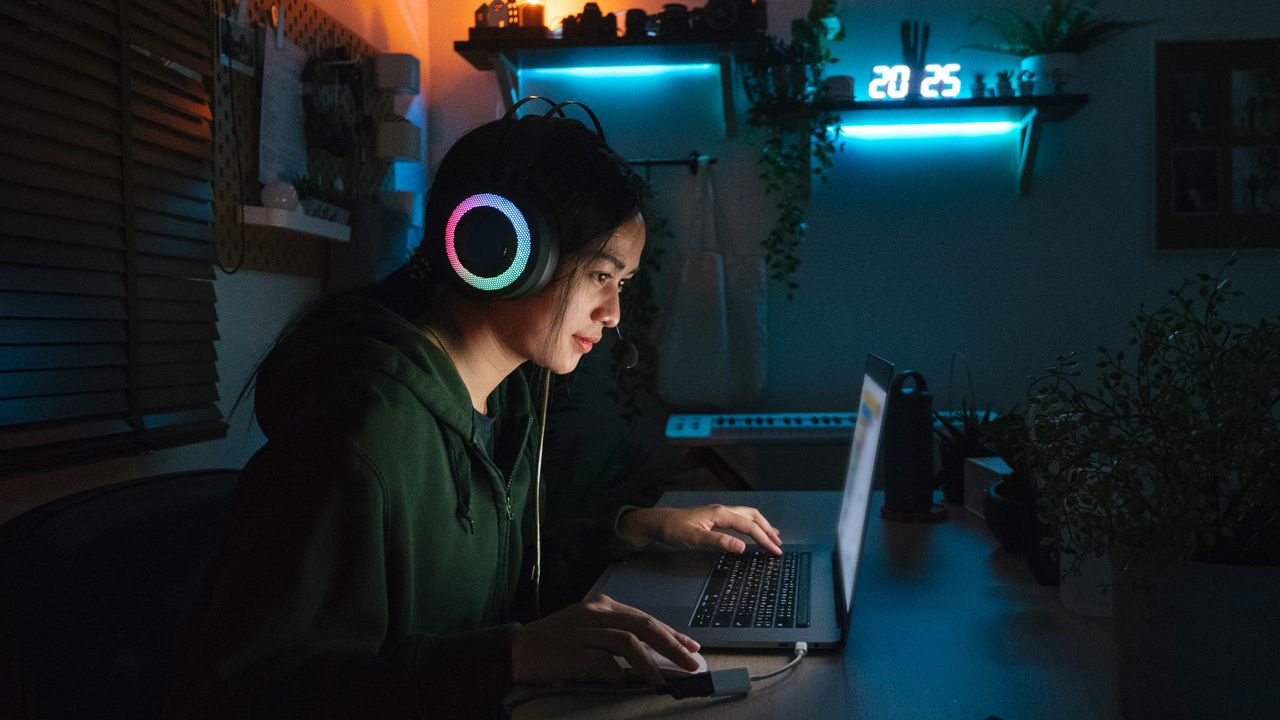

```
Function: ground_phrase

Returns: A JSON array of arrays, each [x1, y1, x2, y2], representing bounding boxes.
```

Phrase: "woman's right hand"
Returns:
[[511, 594, 701, 687]]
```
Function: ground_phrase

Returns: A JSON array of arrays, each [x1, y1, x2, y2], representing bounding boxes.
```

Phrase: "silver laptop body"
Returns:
[[590, 355, 894, 649]]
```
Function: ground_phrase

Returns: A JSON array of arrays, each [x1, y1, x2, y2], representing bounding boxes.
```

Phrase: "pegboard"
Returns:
[[212, 0, 395, 276]]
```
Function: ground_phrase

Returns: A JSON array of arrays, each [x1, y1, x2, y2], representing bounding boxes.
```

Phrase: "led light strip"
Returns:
[[445, 193, 531, 292], [524, 63, 717, 79], [839, 121, 1020, 140]]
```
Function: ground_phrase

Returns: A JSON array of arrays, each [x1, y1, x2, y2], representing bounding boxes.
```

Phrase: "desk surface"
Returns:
[[512, 491, 1117, 720]]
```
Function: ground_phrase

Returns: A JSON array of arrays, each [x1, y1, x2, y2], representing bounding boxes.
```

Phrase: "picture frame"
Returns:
[[1155, 38, 1279, 249]]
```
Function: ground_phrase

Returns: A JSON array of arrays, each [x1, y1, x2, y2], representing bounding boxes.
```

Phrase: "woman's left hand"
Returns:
[[619, 505, 783, 556]]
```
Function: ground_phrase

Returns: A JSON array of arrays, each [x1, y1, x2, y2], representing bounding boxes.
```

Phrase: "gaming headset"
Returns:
[[425, 96, 606, 301]]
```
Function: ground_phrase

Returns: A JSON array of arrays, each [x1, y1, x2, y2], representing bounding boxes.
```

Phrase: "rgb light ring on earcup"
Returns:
[[445, 193, 533, 293]]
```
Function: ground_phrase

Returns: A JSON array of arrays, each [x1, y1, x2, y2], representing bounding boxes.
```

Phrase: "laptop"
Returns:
[[590, 354, 893, 649]]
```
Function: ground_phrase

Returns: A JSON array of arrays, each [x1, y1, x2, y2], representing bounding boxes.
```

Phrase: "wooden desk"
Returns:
[[512, 492, 1118, 719]]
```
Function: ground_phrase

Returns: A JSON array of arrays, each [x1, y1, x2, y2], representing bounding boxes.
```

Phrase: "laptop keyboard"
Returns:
[[690, 550, 811, 629]]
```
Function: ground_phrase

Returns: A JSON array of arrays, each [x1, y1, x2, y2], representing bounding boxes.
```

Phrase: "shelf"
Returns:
[[821, 93, 1088, 121], [822, 94, 1089, 196], [239, 205, 351, 242], [454, 33, 763, 137], [455, 33, 761, 71]]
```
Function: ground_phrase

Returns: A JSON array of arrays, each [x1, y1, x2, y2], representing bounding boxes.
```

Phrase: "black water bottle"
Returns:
[[882, 370, 946, 521]]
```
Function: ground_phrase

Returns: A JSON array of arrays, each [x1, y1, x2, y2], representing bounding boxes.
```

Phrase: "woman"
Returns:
[[165, 110, 782, 719]]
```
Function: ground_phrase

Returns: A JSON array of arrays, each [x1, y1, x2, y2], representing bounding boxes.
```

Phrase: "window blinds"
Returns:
[[0, 0, 224, 476]]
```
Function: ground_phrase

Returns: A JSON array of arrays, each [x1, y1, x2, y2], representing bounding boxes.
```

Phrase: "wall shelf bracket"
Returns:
[[717, 46, 737, 137], [492, 52, 521, 109], [1018, 107, 1042, 197]]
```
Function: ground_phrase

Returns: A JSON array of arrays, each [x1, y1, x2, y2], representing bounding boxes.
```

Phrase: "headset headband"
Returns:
[[544, 100, 606, 141], [504, 95, 564, 119], [501, 96, 606, 141]]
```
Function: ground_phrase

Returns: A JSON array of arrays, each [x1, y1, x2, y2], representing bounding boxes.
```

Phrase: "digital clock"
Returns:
[[868, 63, 962, 100]]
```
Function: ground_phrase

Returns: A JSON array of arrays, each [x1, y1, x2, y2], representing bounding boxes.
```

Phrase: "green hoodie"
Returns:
[[165, 294, 641, 719]]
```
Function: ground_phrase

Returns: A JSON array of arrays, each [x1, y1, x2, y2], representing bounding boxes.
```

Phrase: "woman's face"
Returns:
[[492, 214, 645, 374]]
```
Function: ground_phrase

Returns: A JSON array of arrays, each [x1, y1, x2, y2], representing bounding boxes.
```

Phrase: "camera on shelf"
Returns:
[[562, 3, 618, 40], [558, 1, 764, 41], [702, 0, 765, 35], [632, 2, 758, 39]]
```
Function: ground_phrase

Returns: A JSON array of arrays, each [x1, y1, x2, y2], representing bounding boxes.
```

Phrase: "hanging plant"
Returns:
[[742, 0, 843, 299]]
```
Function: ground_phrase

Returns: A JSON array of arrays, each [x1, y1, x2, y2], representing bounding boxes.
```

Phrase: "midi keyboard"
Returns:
[[665, 412, 857, 445]]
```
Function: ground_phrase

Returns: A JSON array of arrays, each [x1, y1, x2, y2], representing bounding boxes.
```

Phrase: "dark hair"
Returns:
[[231, 113, 644, 418], [370, 113, 645, 325]]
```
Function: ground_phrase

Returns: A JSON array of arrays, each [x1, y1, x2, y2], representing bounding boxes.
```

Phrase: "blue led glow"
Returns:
[[840, 121, 1020, 140], [523, 63, 717, 79]]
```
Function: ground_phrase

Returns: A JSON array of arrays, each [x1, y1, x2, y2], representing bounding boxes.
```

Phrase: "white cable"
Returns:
[[749, 642, 807, 681], [531, 366, 550, 619]]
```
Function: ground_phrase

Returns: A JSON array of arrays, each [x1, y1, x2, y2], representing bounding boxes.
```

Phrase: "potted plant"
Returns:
[[1024, 256, 1280, 718], [970, 72, 987, 98], [933, 399, 997, 503], [980, 410, 1041, 552], [931, 354, 997, 505], [981, 407, 1062, 585], [742, 0, 842, 299], [964, 0, 1155, 95], [994, 69, 1014, 97]]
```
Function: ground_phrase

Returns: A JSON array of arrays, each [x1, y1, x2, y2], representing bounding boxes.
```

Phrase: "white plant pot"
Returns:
[[1020, 52, 1078, 95]]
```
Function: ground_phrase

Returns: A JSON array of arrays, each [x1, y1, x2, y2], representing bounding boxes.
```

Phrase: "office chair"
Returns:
[[0, 469, 239, 720]]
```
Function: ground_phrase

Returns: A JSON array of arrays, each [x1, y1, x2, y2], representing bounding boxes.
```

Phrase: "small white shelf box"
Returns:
[[240, 205, 351, 242]]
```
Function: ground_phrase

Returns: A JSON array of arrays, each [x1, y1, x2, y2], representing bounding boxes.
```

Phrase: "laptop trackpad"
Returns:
[[593, 550, 716, 621]]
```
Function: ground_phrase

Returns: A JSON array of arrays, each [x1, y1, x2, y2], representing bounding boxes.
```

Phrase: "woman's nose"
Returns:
[[596, 290, 620, 328]]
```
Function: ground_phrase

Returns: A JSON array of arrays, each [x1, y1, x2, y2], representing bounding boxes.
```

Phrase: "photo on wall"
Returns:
[[1230, 69, 1280, 142], [1155, 39, 1280, 248], [1232, 146, 1280, 214]]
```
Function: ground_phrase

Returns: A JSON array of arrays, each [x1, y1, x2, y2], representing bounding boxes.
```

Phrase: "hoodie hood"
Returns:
[[251, 293, 538, 534], [253, 293, 515, 444]]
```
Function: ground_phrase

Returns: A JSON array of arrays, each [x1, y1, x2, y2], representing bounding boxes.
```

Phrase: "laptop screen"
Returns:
[[835, 355, 892, 621]]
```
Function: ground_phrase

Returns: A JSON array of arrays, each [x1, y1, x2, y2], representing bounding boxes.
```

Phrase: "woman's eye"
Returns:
[[593, 272, 611, 284]]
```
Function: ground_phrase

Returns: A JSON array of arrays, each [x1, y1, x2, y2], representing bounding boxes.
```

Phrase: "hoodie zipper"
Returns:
[[507, 415, 533, 506], [469, 415, 533, 608], [473, 415, 534, 516]]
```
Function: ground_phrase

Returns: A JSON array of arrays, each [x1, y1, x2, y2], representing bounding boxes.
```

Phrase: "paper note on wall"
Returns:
[[258, 36, 308, 185]]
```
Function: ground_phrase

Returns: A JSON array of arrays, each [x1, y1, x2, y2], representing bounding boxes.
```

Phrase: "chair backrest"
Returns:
[[0, 469, 239, 720]]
